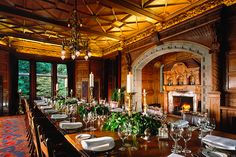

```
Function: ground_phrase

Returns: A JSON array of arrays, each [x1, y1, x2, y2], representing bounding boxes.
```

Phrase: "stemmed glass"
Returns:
[[118, 125, 128, 151], [181, 127, 192, 153], [170, 125, 182, 154], [90, 111, 97, 131], [197, 116, 208, 139], [206, 118, 216, 135], [83, 114, 90, 131], [130, 123, 139, 151]]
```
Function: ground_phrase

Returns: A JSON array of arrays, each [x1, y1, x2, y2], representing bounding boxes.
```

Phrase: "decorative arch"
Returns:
[[131, 40, 211, 112]]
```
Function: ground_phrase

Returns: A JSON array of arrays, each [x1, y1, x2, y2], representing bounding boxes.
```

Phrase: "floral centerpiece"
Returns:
[[78, 103, 109, 116], [103, 112, 161, 135]]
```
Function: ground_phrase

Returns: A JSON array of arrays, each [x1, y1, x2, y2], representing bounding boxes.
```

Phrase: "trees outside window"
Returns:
[[18, 60, 30, 98], [57, 64, 67, 97], [36, 62, 52, 97]]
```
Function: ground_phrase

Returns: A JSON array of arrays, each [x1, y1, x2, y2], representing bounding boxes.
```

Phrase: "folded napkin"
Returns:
[[81, 136, 115, 151], [172, 120, 189, 128], [44, 109, 57, 114], [40, 106, 52, 110], [34, 100, 48, 106], [202, 135, 236, 150], [167, 153, 184, 157], [59, 121, 83, 129], [51, 114, 68, 120]]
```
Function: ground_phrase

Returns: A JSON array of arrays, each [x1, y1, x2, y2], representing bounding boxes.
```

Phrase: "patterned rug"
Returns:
[[0, 115, 29, 157]]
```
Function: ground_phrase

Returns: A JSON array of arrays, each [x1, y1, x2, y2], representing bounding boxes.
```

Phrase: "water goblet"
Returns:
[[205, 118, 215, 135], [90, 112, 97, 131], [170, 126, 182, 154], [83, 114, 90, 131], [181, 127, 192, 154], [118, 125, 128, 151], [197, 116, 207, 139]]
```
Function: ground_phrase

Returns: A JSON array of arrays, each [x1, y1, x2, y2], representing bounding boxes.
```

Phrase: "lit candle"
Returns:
[[118, 89, 121, 93], [18, 89, 22, 93], [89, 72, 94, 87], [65, 78, 68, 88], [126, 72, 133, 93], [143, 89, 146, 94], [56, 83, 58, 91]]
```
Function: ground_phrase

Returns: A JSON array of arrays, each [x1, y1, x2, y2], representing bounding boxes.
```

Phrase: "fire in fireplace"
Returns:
[[172, 96, 193, 115]]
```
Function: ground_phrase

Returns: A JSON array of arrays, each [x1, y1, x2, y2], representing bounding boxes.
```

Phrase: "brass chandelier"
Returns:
[[61, 0, 91, 60]]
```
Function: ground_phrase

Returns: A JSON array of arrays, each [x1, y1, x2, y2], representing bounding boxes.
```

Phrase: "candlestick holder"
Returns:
[[90, 87, 94, 102], [70, 90, 73, 97], [143, 91, 147, 115], [127, 92, 135, 116]]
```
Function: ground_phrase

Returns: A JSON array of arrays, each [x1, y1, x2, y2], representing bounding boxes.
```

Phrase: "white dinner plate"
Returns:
[[202, 149, 227, 157], [75, 134, 91, 140], [51, 114, 68, 120], [203, 141, 235, 151]]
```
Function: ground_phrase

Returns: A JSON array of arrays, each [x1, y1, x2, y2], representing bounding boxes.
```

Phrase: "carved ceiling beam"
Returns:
[[145, 2, 190, 8], [101, 0, 163, 22], [0, 4, 120, 40], [0, 32, 61, 45]]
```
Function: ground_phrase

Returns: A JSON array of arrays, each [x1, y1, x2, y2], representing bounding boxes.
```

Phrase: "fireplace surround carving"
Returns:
[[163, 62, 201, 114]]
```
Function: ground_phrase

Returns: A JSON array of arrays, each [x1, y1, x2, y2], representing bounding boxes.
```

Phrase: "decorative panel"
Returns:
[[228, 73, 236, 89]]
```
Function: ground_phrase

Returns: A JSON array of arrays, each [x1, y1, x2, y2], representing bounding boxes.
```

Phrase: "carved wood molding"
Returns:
[[159, 0, 235, 32]]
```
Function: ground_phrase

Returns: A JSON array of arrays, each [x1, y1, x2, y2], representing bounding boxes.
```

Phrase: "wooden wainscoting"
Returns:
[[221, 106, 236, 133]]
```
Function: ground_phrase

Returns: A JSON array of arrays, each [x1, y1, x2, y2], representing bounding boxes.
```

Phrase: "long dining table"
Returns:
[[34, 102, 236, 157]]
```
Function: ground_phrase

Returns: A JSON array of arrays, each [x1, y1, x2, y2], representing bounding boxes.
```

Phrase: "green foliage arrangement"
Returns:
[[111, 87, 125, 103], [94, 104, 109, 115], [65, 98, 78, 105], [78, 104, 110, 116], [103, 112, 161, 135]]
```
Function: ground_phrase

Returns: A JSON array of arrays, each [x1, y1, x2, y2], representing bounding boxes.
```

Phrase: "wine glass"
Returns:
[[170, 125, 182, 153], [181, 127, 192, 153], [83, 114, 90, 131], [117, 125, 127, 151], [90, 111, 97, 131], [197, 116, 207, 139], [206, 118, 216, 135], [130, 123, 139, 151]]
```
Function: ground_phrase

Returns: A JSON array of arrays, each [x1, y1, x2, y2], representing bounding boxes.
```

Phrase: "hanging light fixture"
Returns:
[[61, 0, 91, 60]]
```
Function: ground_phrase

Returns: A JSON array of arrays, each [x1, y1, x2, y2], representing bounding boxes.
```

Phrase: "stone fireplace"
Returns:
[[163, 62, 201, 115], [168, 91, 197, 115]]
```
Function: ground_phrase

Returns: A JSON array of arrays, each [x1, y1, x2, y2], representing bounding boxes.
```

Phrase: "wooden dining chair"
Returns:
[[36, 125, 55, 157]]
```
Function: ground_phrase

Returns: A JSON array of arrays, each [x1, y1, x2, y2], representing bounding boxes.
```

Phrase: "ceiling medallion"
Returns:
[[61, 0, 91, 60]]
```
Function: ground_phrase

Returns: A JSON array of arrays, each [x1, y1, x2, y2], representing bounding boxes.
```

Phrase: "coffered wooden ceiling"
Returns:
[[0, 0, 234, 58]]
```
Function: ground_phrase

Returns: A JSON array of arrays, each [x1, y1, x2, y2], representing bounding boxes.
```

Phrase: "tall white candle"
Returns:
[[65, 78, 68, 88], [126, 72, 133, 93], [143, 89, 146, 94], [56, 83, 58, 91], [89, 72, 94, 87]]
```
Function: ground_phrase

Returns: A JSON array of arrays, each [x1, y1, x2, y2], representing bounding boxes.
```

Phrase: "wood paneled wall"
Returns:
[[222, 5, 236, 133], [74, 59, 104, 101], [0, 48, 9, 111]]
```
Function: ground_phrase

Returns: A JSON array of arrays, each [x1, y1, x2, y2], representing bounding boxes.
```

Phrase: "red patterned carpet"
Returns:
[[0, 115, 29, 157]]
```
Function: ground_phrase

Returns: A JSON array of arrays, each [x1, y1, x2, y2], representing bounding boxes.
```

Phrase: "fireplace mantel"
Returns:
[[163, 85, 201, 93]]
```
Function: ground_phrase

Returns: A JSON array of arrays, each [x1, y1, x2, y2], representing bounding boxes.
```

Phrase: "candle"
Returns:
[[70, 89, 73, 93], [118, 89, 120, 93], [65, 78, 68, 88], [126, 72, 133, 93], [89, 72, 94, 87], [18, 89, 22, 94], [56, 83, 58, 91], [143, 89, 146, 94]]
